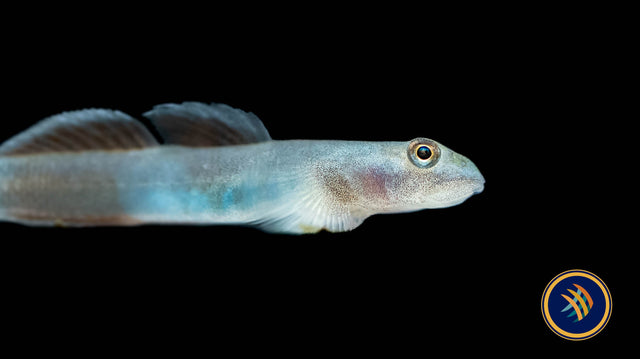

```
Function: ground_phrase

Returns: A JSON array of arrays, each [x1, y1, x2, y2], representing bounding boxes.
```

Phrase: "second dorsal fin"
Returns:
[[142, 102, 272, 147], [0, 109, 159, 156]]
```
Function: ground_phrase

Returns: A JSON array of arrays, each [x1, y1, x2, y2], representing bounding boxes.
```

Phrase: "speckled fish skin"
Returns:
[[0, 102, 484, 234]]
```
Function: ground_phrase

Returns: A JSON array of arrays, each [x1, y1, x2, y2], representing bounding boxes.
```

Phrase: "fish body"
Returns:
[[0, 102, 484, 234]]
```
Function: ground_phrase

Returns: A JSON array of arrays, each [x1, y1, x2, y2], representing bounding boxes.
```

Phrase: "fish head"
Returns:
[[294, 138, 485, 232], [349, 138, 484, 215], [393, 137, 485, 211]]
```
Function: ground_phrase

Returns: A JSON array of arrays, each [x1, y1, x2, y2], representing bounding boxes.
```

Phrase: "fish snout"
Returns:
[[446, 152, 485, 200], [462, 157, 485, 196], [470, 167, 485, 195]]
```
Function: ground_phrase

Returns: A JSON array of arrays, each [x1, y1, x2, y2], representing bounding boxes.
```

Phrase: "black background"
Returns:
[[2, 4, 633, 355]]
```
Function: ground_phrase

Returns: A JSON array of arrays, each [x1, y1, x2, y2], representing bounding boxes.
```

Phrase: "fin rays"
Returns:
[[255, 179, 364, 234], [0, 109, 159, 156], [0, 102, 272, 156], [143, 102, 272, 147]]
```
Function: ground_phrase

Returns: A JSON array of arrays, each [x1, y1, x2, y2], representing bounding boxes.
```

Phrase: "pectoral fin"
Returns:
[[254, 183, 368, 234]]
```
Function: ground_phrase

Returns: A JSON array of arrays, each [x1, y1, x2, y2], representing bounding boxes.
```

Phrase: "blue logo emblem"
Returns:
[[541, 269, 612, 340]]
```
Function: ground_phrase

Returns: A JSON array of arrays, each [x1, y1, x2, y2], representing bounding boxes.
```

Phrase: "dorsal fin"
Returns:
[[142, 102, 272, 147], [0, 109, 158, 156]]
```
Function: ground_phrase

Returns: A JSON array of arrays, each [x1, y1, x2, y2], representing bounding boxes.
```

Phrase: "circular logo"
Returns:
[[541, 269, 612, 340]]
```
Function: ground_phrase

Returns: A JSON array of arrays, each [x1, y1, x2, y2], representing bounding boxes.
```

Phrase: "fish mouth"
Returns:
[[468, 169, 485, 195], [432, 177, 485, 207], [456, 184, 484, 203], [472, 180, 485, 195]]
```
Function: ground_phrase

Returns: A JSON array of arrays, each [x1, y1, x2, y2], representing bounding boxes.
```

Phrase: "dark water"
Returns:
[[1, 7, 632, 354]]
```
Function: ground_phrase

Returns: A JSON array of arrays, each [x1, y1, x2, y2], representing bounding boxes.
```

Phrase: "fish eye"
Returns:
[[416, 145, 432, 160], [408, 138, 440, 168]]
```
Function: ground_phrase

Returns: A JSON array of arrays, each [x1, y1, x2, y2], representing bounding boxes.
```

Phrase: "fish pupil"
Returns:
[[416, 146, 432, 160]]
